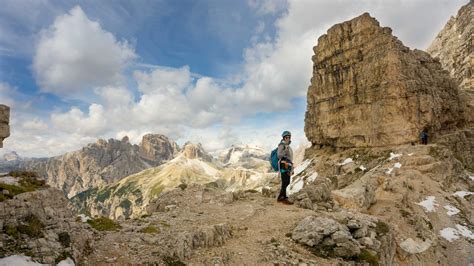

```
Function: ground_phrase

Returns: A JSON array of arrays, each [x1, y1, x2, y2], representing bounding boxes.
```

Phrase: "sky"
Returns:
[[0, 0, 467, 158]]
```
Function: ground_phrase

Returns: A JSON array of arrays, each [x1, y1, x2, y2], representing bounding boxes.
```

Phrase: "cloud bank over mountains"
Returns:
[[1, 0, 467, 157]]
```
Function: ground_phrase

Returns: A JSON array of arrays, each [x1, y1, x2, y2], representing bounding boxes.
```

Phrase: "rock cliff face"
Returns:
[[21, 134, 178, 198], [296, 10, 474, 266], [0, 105, 9, 148], [427, 1, 473, 91], [427, 1, 474, 125], [305, 13, 465, 148]]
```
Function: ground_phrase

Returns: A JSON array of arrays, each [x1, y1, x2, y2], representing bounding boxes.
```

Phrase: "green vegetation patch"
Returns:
[[115, 182, 137, 197], [87, 217, 121, 231], [0, 183, 27, 201], [139, 225, 160, 234], [150, 183, 164, 197], [135, 196, 143, 205], [355, 249, 379, 265], [205, 181, 219, 189], [58, 232, 71, 247], [163, 255, 185, 266], [4, 224, 19, 238], [375, 221, 389, 236], [17, 214, 44, 238], [96, 188, 112, 202], [399, 209, 410, 218], [0, 171, 48, 201], [119, 199, 132, 209], [74, 187, 98, 202]]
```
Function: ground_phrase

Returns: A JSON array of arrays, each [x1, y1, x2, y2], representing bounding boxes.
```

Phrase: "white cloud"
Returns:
[[0, 82, 17, 107], [33, 6, 136, 96], [7, 0, 468, 158], [133, 66, 191, 94], [51, 104, 107, 136], [247, 0, 287, 16], [22, 118, 48, 131]]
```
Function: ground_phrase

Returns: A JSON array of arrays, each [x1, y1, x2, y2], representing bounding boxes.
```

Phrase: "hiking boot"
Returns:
[[281, 199, 294, 205]]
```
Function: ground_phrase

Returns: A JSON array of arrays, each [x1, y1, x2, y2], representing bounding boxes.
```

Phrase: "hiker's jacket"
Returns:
[[277, 141, 293, 163]]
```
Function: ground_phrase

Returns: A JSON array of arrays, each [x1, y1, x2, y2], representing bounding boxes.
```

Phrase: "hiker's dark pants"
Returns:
[[421, 137, 428, 145], [278, 171, 291, 200]]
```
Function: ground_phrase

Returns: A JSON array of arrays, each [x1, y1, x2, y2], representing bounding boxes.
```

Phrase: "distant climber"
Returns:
[[277, 131, 294, 205], [420, 129, 428, 145]]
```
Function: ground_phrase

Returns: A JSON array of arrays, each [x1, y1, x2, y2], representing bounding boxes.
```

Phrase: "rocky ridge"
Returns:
[[305, 13, 465, 148], [16, 134, 179, 198], [0, 105, 9, 148], [72, 142, 277, 220]]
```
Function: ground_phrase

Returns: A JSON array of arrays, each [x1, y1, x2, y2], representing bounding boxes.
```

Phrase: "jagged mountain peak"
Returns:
[[219, 144, 268, 165], [6, 134, 179, 198], [181, 142, 213, 161]]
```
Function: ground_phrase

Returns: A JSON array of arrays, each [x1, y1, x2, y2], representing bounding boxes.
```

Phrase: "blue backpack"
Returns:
[[270, 148, 279, 171]]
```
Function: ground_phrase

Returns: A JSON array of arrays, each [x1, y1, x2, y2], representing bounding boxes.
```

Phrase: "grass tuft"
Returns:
[[139, 225, 160, 234], [375, 221, 389, 236], [356, 249, 379, 265], [87, 217, 121, 231]]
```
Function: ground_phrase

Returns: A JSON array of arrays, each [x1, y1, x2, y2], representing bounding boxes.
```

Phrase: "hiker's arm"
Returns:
[[277, 144, 285, 160]]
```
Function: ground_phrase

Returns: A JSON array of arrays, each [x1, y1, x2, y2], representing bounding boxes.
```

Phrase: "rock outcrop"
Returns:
[[305, 13, 465, 148], [19, 134, 178, 198], [292, 212, 396, 264], [0, 175, 93, 264], [427, 1, 474, 125], [427, 1, 473, 91], [139, 134, 179, 161], [182, 142, 213, 161], [0, 105, 9, 148]]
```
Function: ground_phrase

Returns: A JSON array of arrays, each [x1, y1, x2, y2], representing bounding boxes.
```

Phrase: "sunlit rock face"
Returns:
[[305, 13, 465, 148], [0, 105, 9, 148], [427, 1, 473, 92], [427, 1, 474, 125]]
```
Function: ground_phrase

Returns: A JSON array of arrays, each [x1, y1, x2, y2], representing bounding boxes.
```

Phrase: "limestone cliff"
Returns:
[[20, 134, 179, 198], [295, 10, 474, 266], [427, 1, 474, 125], [0, 105, 9, 148], [305, 13, 465, 148], [427, 0, 473, 91]]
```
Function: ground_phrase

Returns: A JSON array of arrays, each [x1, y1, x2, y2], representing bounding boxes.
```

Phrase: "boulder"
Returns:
[[292, 216, 344, 246]]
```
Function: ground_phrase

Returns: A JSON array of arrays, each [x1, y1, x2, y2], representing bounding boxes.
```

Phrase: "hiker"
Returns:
[[277, 131, 294, 205], [420, 129, 428, 145]]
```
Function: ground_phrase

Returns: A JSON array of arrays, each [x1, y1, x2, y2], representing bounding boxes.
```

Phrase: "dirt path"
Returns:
[[83, 191, 332, 265]]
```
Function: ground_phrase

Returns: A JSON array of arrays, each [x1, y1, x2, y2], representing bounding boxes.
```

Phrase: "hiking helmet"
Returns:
[[282, 131, 291, 138]]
